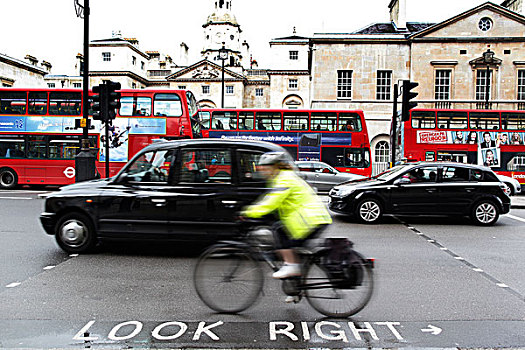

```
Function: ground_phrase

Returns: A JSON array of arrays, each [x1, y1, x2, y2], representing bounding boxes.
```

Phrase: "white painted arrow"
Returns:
[[421, 324, 442, 335]]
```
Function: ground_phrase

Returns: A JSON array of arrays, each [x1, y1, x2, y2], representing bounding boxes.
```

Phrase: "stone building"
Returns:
[[0, 53, 49, 87]]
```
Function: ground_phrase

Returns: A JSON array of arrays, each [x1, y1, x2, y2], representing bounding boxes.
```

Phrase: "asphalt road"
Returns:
[[0, 190, 525, 349]]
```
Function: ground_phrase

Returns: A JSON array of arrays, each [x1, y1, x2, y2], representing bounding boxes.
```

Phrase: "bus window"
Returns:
[[238, 111, 254, 130], [120, 96, 152, 116], [339, 112, 362, 132], [437, 111, 467, 129], [48, 135, 80, 159], [311, 112, 336, 131], [507, 154, 525, 171], [425, 151, 435, 161], [186, 91, 198, 117], [255, 112, 281, 130], [198, 111, 211, 130], [28, 92, 48, 115], [0, 135, 25, 158], [411, 111, 435, 129], [469, 112, 500, 129], [283, 111, 308, 131], [502, 112, 525, 130], [344, 148, 370, 168], [153, 93, 182, 117], [0, 91, 26, 115], [27, 135, 47, 159], [49, 92, 81, 116], [211, 111, 237, 130]]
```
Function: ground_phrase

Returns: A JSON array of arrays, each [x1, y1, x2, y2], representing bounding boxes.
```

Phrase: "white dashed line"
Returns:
[[69, 254, 79, 257], [497, 283, 509, 288], [43, 266, 55, 270], [6, 282, 21, 288], [505, 214, 525, 223], [473, 268, 484, 272], [0, 197, 32, 200], [440, 247, 448, 250], [454, 256, 464, 260]]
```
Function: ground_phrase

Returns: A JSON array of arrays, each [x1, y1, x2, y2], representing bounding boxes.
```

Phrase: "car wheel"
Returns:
[[471, 200, 499, 226], [355, 198, 383, 224], [0, 167, 18, 190], [504, 183, 515, 196], [55, 212, 97, 253]]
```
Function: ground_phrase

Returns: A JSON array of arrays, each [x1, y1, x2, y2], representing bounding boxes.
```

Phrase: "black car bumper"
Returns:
[[40, 212, 57, 235], [502, 202, 511, 214], [328, 196, 353, 214]]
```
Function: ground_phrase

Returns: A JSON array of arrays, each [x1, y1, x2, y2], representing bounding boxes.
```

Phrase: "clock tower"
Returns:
[[202, 0, 250, 68]]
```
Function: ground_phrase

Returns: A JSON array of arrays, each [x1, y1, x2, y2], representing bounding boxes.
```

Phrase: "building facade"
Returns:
[[0, 53, 49, 88]]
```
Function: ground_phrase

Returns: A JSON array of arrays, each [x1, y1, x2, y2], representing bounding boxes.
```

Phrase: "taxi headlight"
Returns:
[[334, 186, 356, 197]]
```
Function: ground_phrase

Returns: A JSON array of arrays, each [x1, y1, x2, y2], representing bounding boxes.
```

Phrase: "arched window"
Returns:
[[373, 141, 390, 175]]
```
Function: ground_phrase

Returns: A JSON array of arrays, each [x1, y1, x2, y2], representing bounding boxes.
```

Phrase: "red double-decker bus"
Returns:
[[0, 88, 200, 189], [198, 108, 372, 177], [394, 108, 525, 185]]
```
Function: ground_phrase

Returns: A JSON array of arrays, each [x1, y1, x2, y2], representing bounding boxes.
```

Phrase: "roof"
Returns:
[[0, 52, 48, 75], [144, 138, 286, 152], [352, 22, 435, 35]]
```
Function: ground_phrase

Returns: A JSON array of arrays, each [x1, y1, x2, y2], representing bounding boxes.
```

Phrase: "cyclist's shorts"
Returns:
[[273, 223, 328, 249]]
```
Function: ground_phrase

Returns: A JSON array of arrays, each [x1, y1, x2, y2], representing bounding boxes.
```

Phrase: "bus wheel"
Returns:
[[55, 213, 97, 253], [0, 168, 18, 190]]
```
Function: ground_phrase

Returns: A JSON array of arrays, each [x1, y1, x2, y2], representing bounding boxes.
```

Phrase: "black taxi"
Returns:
[[40, 139, 290, 253]]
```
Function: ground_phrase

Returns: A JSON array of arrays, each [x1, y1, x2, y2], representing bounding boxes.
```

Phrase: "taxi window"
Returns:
[[125, 149, 172, 184], [180, 148, 232, 183]]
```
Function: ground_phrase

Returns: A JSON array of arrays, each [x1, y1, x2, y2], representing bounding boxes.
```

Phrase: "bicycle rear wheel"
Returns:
[[304, 256, 373, 317], [194, 246, 263, 313]]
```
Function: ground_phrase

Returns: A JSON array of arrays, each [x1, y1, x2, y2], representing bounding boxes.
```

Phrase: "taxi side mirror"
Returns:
[[394, 177, 411, 186]]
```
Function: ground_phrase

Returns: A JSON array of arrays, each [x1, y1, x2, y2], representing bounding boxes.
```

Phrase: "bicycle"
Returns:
[[193, 219, 374, 317]]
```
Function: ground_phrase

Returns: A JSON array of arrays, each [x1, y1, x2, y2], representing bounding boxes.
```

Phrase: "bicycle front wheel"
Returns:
[[304, 257, 373, 317], [194, 246, 263, 313]]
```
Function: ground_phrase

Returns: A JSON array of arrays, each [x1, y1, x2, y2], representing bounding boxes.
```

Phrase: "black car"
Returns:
[[40, 139, 291, 253], [328, 162, 510, 226]]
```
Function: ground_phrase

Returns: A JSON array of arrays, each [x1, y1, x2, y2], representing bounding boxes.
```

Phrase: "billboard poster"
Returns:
[[98, 118, 130, 162], [416, 130, 525, 146], [0, 116, 25, 131]]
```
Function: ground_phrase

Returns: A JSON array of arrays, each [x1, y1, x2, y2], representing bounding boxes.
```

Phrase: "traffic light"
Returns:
[[92, 83, 108, 121], [401, 80, 418, 121], [106, 81, 121, 120]]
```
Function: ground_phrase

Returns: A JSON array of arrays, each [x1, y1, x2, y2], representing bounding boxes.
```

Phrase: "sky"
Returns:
[[0, 0, 492, 75]]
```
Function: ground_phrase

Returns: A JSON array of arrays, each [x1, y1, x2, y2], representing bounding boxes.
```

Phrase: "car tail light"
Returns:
[[500, 183, 511, 196]]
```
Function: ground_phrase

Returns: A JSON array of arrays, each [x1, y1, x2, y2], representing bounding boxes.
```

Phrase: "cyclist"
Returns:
[[241, 152, 332, 279]]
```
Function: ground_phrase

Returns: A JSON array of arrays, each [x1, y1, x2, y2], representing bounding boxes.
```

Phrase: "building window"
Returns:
[[47, 83, 55, 88], [226, 86, 234, 95], [178, 85, 187, 90], [518, 70, 525, 101], [478, 17, 493, 31], [132, 56, 136, 65], [255, 88, 263, 97], [376, 70, 391, 100], [288, 79, 298, 90], [435, 70, 451, 100], [289, 51, 298, 60], [141, 61, 145, 70], [102, 52, 111, 62], [73, 83, 81, 88], [337, 70, 352, 99], [475, 69, 492, 101], [373, 141, 390, 176], [202, 85, 210, 94]]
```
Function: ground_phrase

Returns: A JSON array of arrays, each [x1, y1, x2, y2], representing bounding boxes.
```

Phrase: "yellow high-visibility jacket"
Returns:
[[242, 169, 332, 239]]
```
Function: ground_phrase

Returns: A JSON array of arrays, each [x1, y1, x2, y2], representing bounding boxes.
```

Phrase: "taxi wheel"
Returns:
[[0, 167, 18, 190], [471, 200, 499, 226], [55, 212, 97, 253], [355, 198, 383, 224]]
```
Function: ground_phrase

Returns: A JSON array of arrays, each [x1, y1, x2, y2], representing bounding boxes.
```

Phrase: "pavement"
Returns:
[[511, 194, 525, 209]]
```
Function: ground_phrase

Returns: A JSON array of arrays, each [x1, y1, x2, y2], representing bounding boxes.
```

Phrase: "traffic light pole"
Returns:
[[390, 83, 399, 167], [75, 0, 96, 183]]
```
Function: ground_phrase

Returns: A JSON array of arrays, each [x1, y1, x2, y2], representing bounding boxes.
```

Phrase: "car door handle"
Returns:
[[465, 187, 475, 193], [221, 200, 238, 209], [426, 188, 437, 193]]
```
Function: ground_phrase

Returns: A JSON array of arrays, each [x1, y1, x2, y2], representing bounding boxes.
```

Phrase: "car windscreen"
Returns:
[[374, 165, 410, 180]]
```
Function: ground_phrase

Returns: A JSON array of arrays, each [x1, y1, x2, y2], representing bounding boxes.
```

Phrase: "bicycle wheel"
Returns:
[[194, 246, 263, 313], [304, 255, 373, 317]]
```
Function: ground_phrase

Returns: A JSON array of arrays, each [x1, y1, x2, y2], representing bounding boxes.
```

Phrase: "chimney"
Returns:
[[41, 60, 52, 73], [388, 0, 407, 30], [24, 54, 38, 66], [179, 42, 189, 66]]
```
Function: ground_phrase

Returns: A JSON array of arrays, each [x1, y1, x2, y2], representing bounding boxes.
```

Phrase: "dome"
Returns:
[[206, 12, 238, 26]]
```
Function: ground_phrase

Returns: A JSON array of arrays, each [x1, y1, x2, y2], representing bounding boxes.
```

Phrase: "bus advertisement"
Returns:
[[198, 109, 372, 177], [395, 108, 525, 185], [0, 88, 200, 189]]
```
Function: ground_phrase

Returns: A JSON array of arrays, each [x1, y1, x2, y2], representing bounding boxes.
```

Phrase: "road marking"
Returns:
[[43, 265, 55, 270], [421, 324, 442, 335], [473, 268, 484, 272], [505, 214, 525, 223], [497, 283, 509, 288], [0, 197, 32, 200], [6, 282, 21, 288]]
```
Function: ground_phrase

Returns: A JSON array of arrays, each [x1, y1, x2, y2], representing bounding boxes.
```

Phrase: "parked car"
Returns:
[[328, 162, 510, 226], [496, 174, 522, 196], [40, 139, 293, 253], [296, 161, 366, 192]]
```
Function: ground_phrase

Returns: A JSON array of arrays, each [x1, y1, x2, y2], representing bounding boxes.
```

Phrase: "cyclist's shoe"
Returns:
[[285, 295, 301, 303], [272, 263, 301, 279]]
